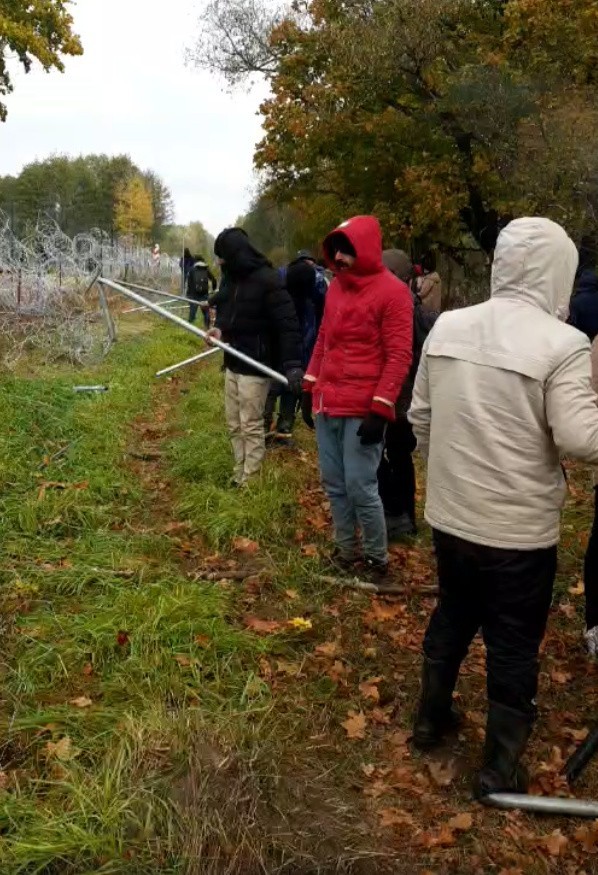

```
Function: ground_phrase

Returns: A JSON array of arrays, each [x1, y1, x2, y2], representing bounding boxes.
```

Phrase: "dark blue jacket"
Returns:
[[569, 270, 598, 341]]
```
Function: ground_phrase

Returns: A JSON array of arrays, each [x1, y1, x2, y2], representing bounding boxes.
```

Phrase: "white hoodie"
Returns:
[[409, 217, 598, 550]]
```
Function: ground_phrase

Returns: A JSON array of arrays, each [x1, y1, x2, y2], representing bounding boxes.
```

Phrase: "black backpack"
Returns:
[[411, 292, 438, 378], [187, 262, 210, 299]]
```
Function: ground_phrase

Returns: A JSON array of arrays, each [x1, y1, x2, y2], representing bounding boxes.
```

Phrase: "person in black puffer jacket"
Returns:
[[208, 228, 303, 486]]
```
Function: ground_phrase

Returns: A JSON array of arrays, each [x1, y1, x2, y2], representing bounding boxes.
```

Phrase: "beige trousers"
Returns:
[[224, 369, 271, 484]]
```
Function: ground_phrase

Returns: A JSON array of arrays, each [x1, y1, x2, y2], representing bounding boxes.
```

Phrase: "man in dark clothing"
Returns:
[[208, 228, 303, 485], [265, 258, 326, 441], [569, 237, 598, 339], [187, 254, 217, 328], [179, 248, 195, 285]]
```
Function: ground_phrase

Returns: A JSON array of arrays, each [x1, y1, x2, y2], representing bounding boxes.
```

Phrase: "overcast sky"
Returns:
[[2, 0, 267, 236]]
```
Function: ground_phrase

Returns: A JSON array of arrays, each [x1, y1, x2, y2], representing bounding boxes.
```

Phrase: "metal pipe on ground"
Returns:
[[97, 277, 288, 386], [485, 793, 598, 818], [156, 347, 221, 378]]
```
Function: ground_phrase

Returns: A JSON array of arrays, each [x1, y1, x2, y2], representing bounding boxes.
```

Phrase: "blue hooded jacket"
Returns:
[[569, 269, 598, 340]]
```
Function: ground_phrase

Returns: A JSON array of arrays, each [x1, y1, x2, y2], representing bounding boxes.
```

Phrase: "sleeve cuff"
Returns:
[[371, 398, 396, 422]]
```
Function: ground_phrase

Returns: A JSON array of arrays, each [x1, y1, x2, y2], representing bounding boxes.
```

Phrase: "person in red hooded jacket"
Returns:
[[301, 216, 414, 580]]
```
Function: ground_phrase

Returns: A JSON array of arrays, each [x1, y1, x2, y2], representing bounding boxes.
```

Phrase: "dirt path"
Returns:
[[123, 371, 598, 874]]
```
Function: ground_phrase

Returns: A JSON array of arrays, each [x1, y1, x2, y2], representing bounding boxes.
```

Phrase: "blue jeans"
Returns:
[[315, 415, 387, 563]]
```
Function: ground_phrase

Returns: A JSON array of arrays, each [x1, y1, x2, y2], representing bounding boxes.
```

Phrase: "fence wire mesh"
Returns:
[[0, 211, 180, 368]]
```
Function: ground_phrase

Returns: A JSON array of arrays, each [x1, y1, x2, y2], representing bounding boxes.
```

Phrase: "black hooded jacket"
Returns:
[[214, 229, 302, 376]]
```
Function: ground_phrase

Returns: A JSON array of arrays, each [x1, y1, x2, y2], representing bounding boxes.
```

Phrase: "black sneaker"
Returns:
[[386, 514, 417, 540], [326, 549, 359, 575], [362, 556, 390, 583]]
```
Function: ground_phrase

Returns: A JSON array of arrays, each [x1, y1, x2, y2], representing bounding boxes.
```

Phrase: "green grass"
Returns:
[[0, 324, 374, 874]]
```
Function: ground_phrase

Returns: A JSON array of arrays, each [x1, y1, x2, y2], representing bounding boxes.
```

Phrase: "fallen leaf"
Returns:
[[378, 807, 415, 828], [69, 696, 92, 709], [315, 641, 340, 658], [82, 663, 93, 676], [232, 536, 259, 554], [287, 617, 312, 631], [559, 602, 576, 619], [388, 729, 411, 748], [370, 707, 391, 725], [563, 726, 589, 743], [46, 736, 77, 762], [361, 763, 375, 777], [276, 660, 302, 676], [301, 543, 319, 557], [418, 826, 456, 848], [574, 821, 598, 851], [243, 616, 282, 634], [285, 589, 299, 600], [194, 634, 211, 648], [428, 759, 458, 787], [569, 579, 585, 596], [448, 812, 473, 831], [342, 710, 367, 740], [174, 653, 197, 668], [550, 670, 572, 685], [327, 660, 350, 683], [163, 521, 190, 534], [359, 678, 381, 702], [116, 630, 130, 647], [542, 829, 568, 857]]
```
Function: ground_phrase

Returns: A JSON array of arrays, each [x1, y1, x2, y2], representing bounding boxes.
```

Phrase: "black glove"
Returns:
[[301, 392, 315, 429], [357, 412, 387, 446], [285, 367, 304, 397]]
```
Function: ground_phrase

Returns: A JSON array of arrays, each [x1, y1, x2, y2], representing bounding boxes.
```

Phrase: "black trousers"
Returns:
[[264, 383, 298, 434], [189, 302, 210, 329], [378, 416, 417, 522], [584, 486, 598, 630], [424, 529, 556, 719]]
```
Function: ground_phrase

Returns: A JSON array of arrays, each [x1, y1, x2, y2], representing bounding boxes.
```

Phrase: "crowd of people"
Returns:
[[179, 214, 598, 804]]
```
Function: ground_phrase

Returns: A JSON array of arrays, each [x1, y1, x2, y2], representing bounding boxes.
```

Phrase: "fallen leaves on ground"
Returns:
[[194, 634, 211, 648], [116, 630, 130, 647], [287, 617, 312, 631], [359, 677, 382, 702], [46, 736, 78, 762], [540, 830, 569, 857], [448, 812, 473, 831], [315, 640, 341, 658], [232, 536, 259, 554], [301, 543, 319, 557], [550, 669, 572, 685], [574, 820, 598, 851], [69, 696, 92, 709], [378, 807, 415, 828], [342, 710, 367, 740], [418, 826, 457, 848], [243, 616, 282, 634], [428, 759, 458, 787]]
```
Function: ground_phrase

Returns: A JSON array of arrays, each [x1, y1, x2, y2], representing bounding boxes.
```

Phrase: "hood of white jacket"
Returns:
[[491, 217, 578, 318]]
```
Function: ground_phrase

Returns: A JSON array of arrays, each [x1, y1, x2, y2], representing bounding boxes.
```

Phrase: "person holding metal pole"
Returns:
[[409, 218, 598, 802], [301, 216, 414, 584], [208, 228, 303, 487]]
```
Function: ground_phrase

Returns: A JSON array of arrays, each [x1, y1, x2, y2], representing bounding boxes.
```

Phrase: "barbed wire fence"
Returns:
[[0, 210, 181, 369]]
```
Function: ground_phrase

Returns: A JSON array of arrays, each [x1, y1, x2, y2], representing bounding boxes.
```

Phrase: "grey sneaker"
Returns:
[[585, 626, 598, 657]]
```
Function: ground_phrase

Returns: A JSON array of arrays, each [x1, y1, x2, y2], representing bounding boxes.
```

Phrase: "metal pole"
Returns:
[[486, 793, 598, 818], [97, 277, 288, 386], [156, 347, 221, 378], [116, 279, 182, 301]]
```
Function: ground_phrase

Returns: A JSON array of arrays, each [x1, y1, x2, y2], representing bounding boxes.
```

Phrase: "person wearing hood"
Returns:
[[187, 254, 217, 328], [569, 236, 598, 339], [379, 249, 421, 538], [209, 228, 303, 486], [409, 217, 598, 801], [302, 217, 414, 582], [265, 257, 327, 441]]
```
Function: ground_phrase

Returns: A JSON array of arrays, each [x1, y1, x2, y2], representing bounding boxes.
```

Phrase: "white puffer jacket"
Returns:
[[409, 217, 598, 550]]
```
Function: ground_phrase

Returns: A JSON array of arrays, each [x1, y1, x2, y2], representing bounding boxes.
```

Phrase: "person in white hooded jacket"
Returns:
[[408, 217, 598, 801]]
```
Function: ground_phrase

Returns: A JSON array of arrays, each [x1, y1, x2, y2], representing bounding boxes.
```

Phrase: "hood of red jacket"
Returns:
[[323, 216, 384, 287]]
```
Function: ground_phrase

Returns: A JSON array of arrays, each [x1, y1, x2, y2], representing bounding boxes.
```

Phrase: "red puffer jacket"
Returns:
[[304, 216, 413, 421]]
